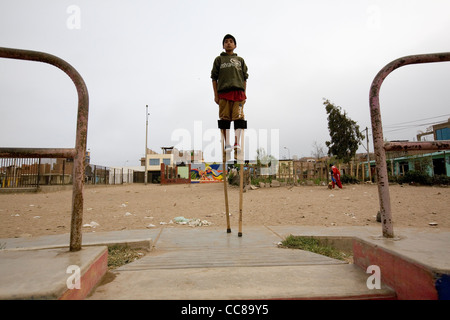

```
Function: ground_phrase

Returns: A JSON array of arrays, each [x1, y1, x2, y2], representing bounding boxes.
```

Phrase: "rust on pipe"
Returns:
[[369, 52, 450, 238], [0, 47, 89, 251], [0, 148, 76, 159], [384, 140, 450, 152]]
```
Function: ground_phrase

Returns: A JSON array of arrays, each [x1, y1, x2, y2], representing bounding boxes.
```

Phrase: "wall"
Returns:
[[190, 163, 223, 183]]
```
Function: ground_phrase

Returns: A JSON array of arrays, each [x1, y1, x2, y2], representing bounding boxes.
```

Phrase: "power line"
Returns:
[[384, 121, 444, 133], [383, 113, 450, 128], [367, 113, 450, 134]]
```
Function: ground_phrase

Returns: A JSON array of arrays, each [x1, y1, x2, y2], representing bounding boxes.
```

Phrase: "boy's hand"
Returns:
[[212, 80, 219, 105]]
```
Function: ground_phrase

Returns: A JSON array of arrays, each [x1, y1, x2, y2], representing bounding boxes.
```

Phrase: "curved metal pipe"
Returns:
[[369, 52, 450, 238], [0, 47, 89, 251]]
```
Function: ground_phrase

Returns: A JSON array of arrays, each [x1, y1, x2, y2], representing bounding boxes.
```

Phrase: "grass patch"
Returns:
[[280, 235, 351, 262], [107, 244, 146, 270]]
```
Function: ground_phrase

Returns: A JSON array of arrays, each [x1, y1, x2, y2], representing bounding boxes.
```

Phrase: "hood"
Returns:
[[220, 52, 238, 56]]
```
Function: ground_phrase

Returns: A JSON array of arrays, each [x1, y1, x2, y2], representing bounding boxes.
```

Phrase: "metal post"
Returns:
[[0, 47, 89, 251], [144, 105, 149, 185], [369, 52, 450, 238]]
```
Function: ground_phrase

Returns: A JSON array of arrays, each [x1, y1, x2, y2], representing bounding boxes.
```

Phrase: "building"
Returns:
[[139, 147, 204, 183], [388, 118, 450, 177], [387, 151, 448, 177], [417, 118, 450, 141]]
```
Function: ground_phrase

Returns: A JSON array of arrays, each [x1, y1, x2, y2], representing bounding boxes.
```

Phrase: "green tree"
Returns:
[[324, 99, 364, 164], [256, 148, 278, 176]]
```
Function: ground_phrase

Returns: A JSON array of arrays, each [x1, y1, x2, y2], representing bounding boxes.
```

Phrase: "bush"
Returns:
[[250, 176, 275, 185], [432, 175, 450, 186], [341, 174, 359, 184], [398, 171, 431, 185], [388, 174, 399, 183]]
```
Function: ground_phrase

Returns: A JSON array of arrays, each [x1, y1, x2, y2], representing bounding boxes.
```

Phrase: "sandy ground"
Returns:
[[0, 182, 449, 239]]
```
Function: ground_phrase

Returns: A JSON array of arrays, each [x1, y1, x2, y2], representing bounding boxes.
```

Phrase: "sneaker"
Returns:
[[224, 145, 233, 152], [234, 143, 241, 151]]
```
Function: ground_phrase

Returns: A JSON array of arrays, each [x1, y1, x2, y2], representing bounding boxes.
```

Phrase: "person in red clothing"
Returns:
[[330, 164, 343, 189], [211, 34, 248, 152]]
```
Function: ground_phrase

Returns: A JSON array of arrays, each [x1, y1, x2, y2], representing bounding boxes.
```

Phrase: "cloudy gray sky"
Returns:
[[1, 0, 449, 167]]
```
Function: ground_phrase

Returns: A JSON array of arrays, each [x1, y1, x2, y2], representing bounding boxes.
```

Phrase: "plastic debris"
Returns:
[[83, 221, 100, 228], [188, 219, 212, 227], [173, 216, 190, 224], [169, 216, 212, 227], [344, 212, 356, 219], [157, 217, 212, 227]]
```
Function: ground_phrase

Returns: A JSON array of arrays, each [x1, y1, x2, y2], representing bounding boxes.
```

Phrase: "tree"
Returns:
[[323, 99, 364, 164], [256, 148, 278, 175], [311, 141, 326, 160]]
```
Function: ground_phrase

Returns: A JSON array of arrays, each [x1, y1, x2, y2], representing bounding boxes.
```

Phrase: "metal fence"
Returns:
[[1, 158, 40, 188], [0, 158, 133, 189]]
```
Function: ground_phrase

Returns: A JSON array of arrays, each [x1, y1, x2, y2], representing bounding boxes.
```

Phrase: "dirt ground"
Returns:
[[0, 182, 449, 239]]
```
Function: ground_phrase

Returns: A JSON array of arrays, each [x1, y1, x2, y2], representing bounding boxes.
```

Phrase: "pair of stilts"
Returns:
[[218, 119, 247, 237]]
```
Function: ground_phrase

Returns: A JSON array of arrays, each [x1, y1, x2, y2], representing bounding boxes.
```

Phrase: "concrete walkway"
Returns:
[[1, 225, 449, 300]]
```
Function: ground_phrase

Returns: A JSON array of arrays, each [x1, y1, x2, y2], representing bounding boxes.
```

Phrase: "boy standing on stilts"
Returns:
[[211, 34, 248, 236], [211, 34, 248, 152]]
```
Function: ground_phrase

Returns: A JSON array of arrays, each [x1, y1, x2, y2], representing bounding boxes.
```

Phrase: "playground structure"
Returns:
[[0, 47, 89, 252], [369, 52, 450, 238]]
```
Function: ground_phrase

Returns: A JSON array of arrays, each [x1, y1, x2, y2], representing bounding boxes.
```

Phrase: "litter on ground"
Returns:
[[159, 216, 212, 227]]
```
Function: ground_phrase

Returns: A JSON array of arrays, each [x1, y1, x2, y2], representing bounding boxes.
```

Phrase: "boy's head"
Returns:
[[222, 34, 237, 53], [222, 34, 236, 46]]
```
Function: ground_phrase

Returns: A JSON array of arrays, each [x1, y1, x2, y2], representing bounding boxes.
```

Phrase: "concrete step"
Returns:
[[3, 226, 449, 300], [0, 229, 153, 300], [89, 263, 396, 300], [89, 226, 396, 300], [0, 246, 108, 300]]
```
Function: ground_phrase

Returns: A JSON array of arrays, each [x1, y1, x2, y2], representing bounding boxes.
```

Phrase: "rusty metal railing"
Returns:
[[369, 52, 450, 238], [0, 47, 89, 251]]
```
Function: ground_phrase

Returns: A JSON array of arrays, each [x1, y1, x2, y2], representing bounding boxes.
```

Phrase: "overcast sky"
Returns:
[[1, 0, 449, 167]]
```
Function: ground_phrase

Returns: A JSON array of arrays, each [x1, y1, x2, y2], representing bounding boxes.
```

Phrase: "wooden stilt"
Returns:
[[238, 128, 244, 237], [221, 129, 231, 233], [238, 162, 243, 237]]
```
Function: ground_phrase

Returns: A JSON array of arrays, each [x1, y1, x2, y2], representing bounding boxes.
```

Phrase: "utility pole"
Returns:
[[144, 105, 149, 185]]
